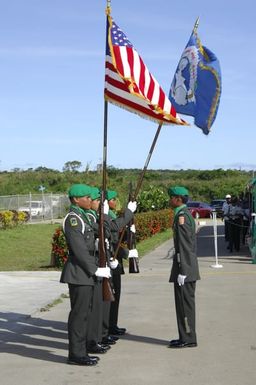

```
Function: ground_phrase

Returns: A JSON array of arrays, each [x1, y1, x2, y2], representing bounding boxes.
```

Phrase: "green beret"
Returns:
[[106, 190, 117, 200], [68, 184, 92, 198], [168, 186, 189, 197], [90, 187, 101, 200]]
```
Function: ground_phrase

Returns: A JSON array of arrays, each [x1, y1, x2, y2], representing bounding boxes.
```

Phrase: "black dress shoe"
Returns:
[[87, 344, 108, 354], [108, 335, 119, 341], [168, 339, 181, 346], [109, 326, 126, 335], [168, 341, 197, 349], [88, 355, 100, 361], [100, 343, 111, 350], [101, 336, 116, 345], [67, 356, 98, 366], [117, 326, 126, 333]]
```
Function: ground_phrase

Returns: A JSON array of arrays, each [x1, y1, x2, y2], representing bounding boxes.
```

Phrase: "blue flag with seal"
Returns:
[[169, 21, 221, 135]]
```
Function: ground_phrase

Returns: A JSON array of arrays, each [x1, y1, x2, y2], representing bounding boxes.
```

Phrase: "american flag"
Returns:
[[104, 15, 187, 126]]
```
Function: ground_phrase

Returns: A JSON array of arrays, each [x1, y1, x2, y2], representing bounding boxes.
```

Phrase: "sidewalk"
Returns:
[[0, 220, 255, 385]]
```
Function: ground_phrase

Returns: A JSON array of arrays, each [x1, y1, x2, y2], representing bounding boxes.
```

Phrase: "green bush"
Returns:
[[137, 185, 169, 212]]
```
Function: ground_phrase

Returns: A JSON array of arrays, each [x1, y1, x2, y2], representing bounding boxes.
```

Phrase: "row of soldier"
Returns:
[[222, 193, 250, 252], [60, 184, 138, 366]]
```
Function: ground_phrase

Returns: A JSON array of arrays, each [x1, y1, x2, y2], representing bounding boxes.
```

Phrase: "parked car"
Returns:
[[210, 199, 225, 217], [18, 200, 50, 217], [187, 201, 213, 219]]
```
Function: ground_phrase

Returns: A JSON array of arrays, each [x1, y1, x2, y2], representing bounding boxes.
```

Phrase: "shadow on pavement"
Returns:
[[122, 333, 167, 346], [0, 311, 67, 364]]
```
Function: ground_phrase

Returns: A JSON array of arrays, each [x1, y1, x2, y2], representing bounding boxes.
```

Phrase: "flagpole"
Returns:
[[102, 0, 112, 203], [98, 2, 115, 301], [102, 100, 108, 193], [193, 17, 200, 33], [133, 123, 163, 198], [113, 123, 163, 259]]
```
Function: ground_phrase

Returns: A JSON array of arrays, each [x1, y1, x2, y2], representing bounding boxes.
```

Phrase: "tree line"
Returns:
[[0, 165, 253, 206]]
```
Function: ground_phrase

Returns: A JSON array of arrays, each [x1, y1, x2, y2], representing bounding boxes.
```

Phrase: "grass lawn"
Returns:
[[0, 224, 172, 271], [137, 229, 172, 257], [0, 224, 60, 271]]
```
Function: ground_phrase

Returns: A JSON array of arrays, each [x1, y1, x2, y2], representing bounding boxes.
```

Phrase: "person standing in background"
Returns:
[[222, 194, 232, 242]]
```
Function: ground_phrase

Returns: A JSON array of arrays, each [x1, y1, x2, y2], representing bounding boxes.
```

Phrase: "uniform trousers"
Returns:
[[109, 272, 121, 330], [102, 301, 111, 339], [224, 219, 229, 241], [228, 218, 241, 252], [174, 281, 197, 344], [68, 284, 93, 358], [87, 280, 103, 348]]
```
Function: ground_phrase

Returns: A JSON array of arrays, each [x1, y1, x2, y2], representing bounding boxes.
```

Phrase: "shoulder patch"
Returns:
[[70, 217, 78, 227], [178, 216, 185, 225]]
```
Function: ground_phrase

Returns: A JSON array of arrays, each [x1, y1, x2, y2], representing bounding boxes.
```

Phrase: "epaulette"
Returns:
[[63, 212, 85, 234]]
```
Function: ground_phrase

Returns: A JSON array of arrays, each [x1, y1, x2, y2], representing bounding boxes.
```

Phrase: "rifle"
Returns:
[[127, 182, 139, 274]]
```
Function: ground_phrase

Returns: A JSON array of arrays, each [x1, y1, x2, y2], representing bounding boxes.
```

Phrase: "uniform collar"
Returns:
[[70, 204, 92, 224], [173, 204, 187, 217], [108, 209, 117, 219]]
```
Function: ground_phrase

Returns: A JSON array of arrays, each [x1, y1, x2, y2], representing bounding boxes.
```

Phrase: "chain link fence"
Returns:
[[0, 193, 70, 222]]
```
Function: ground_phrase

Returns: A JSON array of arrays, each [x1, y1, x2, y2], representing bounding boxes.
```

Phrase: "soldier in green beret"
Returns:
[[86, 186, 117, 354], [167, 186, 200, 349], [60, 184, 111, 365], [102, 189, 137, 343]]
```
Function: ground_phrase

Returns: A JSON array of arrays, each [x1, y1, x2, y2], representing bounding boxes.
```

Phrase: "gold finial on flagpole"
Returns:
[[106, 0, 111, 15], [193, 17, 200, 33]]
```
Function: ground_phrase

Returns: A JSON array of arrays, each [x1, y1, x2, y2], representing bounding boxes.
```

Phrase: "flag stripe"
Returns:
[[138, 56, 146, 96], [105, 15, 186, 126], [113, 46, 125, 77], [105, 89, 173, 123], [105, 57, 181, 124]]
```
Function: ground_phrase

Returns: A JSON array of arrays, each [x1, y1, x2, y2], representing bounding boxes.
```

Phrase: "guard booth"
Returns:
[[247, 177, 256, 263]]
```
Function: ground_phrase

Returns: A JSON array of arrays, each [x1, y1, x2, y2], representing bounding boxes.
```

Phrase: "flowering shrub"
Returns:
[[0, 210, 29, 229], [135, 209, 173, 241], [51, 227, 68, 268]]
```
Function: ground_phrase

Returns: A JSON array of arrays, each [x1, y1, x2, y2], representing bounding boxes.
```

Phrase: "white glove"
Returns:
[[177, 274, 187, 286], [128, 248, 139, 259], [95, 266, 111, 278], [109, 259, 119, 269], [103, 199, 109, 215], [128, 201, 137, 213], [105, 238, 110, 250], [130, 224, 136, 233], [94, 238, 99, 251]]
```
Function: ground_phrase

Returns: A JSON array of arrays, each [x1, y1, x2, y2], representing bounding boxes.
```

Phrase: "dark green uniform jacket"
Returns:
[[107, 208, 134, 273], [60, 207, 98, 285], [169, 207, 200, 283]]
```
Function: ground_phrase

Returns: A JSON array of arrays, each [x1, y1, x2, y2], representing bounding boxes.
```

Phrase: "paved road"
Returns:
[[0, 220, 255, 385]]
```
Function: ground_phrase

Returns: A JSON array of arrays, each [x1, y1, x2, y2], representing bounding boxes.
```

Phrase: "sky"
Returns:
[[0, 0, 256, 172]]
